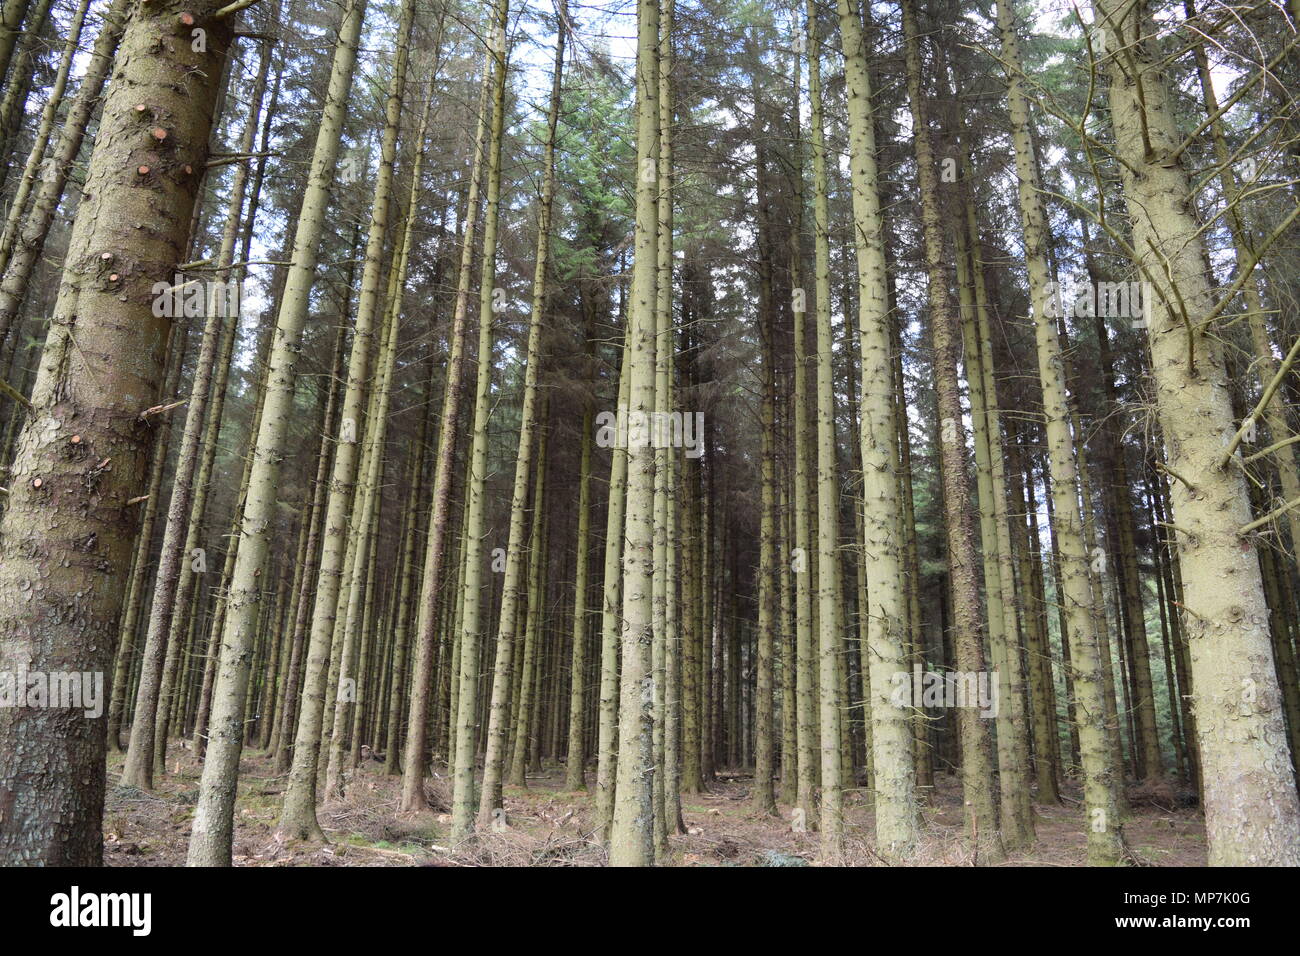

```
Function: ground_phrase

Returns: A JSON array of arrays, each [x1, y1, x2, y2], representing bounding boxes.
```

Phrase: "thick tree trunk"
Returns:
[[0, 0, 232, 866], [1092, 0, 1300, 864]]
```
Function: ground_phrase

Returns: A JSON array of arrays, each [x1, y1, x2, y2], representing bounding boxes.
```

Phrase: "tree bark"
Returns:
[[0, 0, 232, 866], [1092, 0, 1300, 864]]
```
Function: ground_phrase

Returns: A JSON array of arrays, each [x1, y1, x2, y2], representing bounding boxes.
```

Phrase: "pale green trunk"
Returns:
[[565, 403, 594, 790], [789, 28, 817, 829], [609, 0, 660, 866], [508, 448, 548, 790], [900, 0, 1002, 862], [836, 0, 918, 854], [400, 48, 493, 813], [188, 0, 367, 865], [595, 329, 632, 837], [0, 0, 232, 866], [449, 0, 511, 843], [1092, 0, 1300, 864], [955, 205, 1034, 849], [805, 0, 843, 859], [274, 0, 413, 838], [479, 11, 565, 817]]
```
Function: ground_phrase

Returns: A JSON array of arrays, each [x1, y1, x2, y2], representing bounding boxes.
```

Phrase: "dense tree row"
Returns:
[[0, 0, 1297, 866]]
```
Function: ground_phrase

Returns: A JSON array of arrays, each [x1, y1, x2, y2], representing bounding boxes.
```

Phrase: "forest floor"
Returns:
[[101, 749, 1207, 866]]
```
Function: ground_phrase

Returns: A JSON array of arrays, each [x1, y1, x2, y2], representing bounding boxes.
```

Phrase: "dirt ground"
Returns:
[[101, 750, 1207, 867]]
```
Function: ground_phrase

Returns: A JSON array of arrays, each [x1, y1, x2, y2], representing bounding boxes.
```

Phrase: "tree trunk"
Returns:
[[608, 0, 659, 866], [0, 0, 232, 865], [1092, 0, 1300, 864], [188, 0, 367, 866], [836, 0, 919, 854], [399, 48, 494, 815], [900, 0, 1001, 863], [479, 7, 565, 818], [448, 0, 511, 843]]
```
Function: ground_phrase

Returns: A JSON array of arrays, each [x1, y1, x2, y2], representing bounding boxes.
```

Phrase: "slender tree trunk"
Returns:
[[508, 442, 549, 790], [107, 321, 189, 752], [324, 225, 409, 799], [998, 0, 1133, 853], [0, 0, 91, 277], [273, 0, 414, 838], [900, 0, 1001, 863], [0, 0, 128, 349], [479, 7, 565, 818], [400, 49, 494, 815], [267, 507, 310, 753], [804, 0, 844, 858], [382, 393, 433, 773], [836, 0, 919, 853], [0, 0, 30, 93], [751, 96, 777, 815], [448, 0, 511, 843], [652, 0, 681, 855], [0, 0, 50, 172], [565, 401, 594, 791], [273, 305, 345, 770], [188, 0, 367, 866], [608, 0, 660, 866], [594, 326, 633, 837], [787, 29, 817, 831], [955, 207, 1034, 849]]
